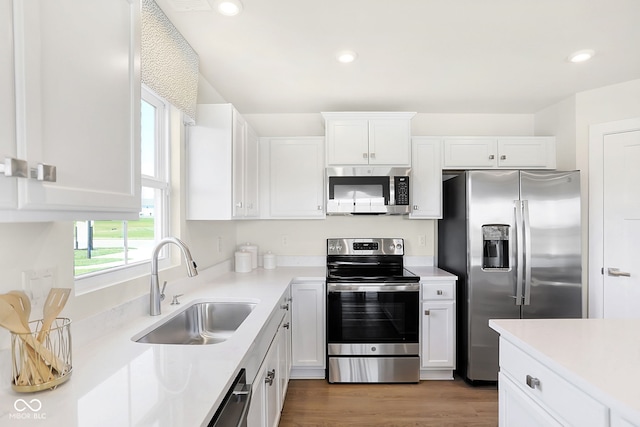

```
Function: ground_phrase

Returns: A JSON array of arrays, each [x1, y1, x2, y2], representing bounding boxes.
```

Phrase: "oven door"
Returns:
[[327, 283, 419, 352]]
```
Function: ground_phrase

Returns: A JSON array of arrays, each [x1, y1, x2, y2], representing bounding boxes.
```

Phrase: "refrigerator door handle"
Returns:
[[522, 200, 532, 305], [514, 200, 524, 305]]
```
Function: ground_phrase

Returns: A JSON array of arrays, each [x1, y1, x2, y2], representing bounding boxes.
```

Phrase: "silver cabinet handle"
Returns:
[[30, 163, 57, 182], [437, 290, 443, 295], [265, 369, 275, 386], [280, 303, 289, 310], [317, 205, 323, 210], [526, 374, 540, 389], [283, 322, 290, 329], [413, 205, 419, 210], [235, 202, 243, 208], [363, 153, 368, 159], [489, 154, 495, 160], [424, 309, 430, 315], [500, 155, 507, 160], [608, 268, 631, 277], [370, 152, 376, 159], [0, 157, 29, 178]]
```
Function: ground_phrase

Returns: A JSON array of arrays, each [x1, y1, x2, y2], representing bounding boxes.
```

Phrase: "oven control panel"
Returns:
[[327, 238, 404, 255]]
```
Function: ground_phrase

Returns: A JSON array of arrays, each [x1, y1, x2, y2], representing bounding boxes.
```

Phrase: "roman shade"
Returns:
[[141, 0, 199, 122]]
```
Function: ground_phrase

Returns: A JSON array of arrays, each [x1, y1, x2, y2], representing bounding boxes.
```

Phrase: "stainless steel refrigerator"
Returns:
[[438, 170, 582, 383]]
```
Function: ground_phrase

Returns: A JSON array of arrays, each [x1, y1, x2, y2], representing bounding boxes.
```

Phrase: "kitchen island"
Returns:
[[490, 318, 640, 426]]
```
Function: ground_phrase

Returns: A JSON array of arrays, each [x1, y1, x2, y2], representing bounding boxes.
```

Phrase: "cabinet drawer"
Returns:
[[421, 282, 454, 300], [499, 338, 608, 427]]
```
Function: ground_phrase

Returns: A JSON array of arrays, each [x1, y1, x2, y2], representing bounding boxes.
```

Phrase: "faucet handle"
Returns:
[[160, 281, 167, 301], [171, 294, 184, 305]]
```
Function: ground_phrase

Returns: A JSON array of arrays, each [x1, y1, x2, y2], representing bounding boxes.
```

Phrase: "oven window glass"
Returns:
[[327, 291, 419, 343]]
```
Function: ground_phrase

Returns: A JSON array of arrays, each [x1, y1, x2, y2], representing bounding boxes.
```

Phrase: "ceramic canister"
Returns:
[[263, 251, 276, 270], [239, 243, 258, 269], [234, 250, 252, 273]]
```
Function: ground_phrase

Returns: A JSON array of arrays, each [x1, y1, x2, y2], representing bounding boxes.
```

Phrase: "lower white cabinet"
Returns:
[[290, 280, 326, 379], [420, 280, 456, 380], [498, 337, 608, 427], [247, 293, 292, 427]]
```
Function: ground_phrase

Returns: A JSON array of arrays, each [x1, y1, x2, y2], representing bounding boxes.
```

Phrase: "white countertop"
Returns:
[[490, 318, 640, 424], [0, 265, 455, 426]]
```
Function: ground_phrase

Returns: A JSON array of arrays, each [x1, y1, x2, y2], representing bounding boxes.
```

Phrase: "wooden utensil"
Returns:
[[37, 288, 70, 343], [0, 299, 66, 373]]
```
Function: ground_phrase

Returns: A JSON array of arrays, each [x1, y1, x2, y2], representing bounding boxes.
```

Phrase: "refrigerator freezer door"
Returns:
[[466, 170, 520, 381], [519, 171, 582, 319]]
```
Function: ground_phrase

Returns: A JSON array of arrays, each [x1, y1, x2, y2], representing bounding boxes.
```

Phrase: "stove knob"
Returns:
[[396, 243, 403, 251], [336, 245, 343, 252]]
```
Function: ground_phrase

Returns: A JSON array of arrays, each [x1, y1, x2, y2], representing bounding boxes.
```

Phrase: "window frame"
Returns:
[[74, 86, 172, 295]]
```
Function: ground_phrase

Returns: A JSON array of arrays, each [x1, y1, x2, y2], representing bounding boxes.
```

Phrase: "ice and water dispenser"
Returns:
[[482, 225, 509, 269]]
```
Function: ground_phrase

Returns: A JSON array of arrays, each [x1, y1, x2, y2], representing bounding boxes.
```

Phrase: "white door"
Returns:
[[602, 130, 640, 318]]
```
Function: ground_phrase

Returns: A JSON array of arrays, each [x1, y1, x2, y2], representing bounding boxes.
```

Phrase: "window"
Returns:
[[74, 87, 170, 283]]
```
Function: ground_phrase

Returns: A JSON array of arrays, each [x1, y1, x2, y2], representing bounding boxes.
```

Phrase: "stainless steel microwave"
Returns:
[[326, 167, 411, 215]]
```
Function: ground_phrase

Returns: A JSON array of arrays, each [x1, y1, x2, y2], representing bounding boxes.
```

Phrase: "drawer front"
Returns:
[[499, 338, 608, 427], [421, 282, 454, 300]]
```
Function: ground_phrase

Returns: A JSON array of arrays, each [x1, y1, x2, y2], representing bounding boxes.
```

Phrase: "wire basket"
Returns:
[[10, 318, 72, 393]]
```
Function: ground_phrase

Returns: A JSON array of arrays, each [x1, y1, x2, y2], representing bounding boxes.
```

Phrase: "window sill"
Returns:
[[74, 258, 171, 296]]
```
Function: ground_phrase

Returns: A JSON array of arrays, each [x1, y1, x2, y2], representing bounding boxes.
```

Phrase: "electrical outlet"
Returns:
[[418, 235, 426, 246]]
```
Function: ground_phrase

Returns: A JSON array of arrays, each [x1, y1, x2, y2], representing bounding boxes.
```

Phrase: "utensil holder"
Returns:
[[10, 318, 72, 393]]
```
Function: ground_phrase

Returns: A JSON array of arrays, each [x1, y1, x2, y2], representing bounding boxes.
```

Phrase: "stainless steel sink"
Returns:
[[133, 301, 257, 345]]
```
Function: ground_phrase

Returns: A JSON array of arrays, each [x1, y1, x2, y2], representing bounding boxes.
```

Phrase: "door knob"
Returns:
[[608, 268, 631, 277]]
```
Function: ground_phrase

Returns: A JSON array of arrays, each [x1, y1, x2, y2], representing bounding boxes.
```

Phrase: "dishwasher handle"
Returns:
[[208, 369, 252, 427]]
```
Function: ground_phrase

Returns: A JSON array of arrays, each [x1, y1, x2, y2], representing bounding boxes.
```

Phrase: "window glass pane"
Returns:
[[141, 99, 156, 177], [74, 221, 125, 276], [127, 187, 157, 263]]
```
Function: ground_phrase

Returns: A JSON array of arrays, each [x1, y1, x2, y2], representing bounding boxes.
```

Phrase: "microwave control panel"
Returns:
[[394, 176, 410, 205]]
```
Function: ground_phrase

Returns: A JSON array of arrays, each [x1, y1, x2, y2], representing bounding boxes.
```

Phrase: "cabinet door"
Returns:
[[368, 119, 411, 165], [497, 137, 556, 169], [244, 125, 260, 217], [232, 110, 246, 218], [13, 0, 140, 218], [264, 333, 281, 427], [291, 282, 326, 369], [0, 0, 17, 210], [499, 372, 563, 427], [410, 137, 442, 218], [442, 138, 497, 169], [266, 138, 325, 218], [421, 301, 455, 368], [326, 120, 369, 165]]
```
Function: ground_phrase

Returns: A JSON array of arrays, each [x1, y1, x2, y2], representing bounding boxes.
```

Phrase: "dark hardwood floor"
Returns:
[[279, 377, 498, 427]]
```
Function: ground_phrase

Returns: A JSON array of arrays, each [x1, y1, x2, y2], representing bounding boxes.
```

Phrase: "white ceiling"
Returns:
[[155, 0, 640, 114]]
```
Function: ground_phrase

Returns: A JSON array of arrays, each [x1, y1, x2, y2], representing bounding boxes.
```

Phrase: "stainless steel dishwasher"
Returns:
[[208, 369, 251, 427]]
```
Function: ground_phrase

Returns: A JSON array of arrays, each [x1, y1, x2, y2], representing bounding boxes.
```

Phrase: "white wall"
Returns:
[[535, 96, 577, 170]]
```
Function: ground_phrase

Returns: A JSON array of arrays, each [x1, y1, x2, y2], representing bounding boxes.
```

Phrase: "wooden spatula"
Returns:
[[37, 288, 70, 343]]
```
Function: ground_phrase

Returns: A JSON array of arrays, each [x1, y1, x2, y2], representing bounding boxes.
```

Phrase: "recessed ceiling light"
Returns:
[[336, 50, 358, 64], [568, 49, 595, 63], [216, 0, 243, 16]]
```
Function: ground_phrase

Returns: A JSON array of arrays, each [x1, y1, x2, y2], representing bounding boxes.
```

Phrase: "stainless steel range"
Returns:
[[326, 238, 420, 383]]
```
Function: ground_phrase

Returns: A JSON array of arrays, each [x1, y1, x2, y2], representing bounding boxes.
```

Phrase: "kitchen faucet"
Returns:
[[150, 237, 198, 316]]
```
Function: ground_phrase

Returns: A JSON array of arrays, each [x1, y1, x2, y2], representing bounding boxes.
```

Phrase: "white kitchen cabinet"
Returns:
[[323, 112, 415, 166], [499, 372, 563, 427], [420, 280, 456, 380], [278, 289, 292, 404], [442, 136, 556, 170], [187, 104, 259, 220], [0, 0, 141, 221], [259, 137, 325, 219], [410, 137, 442, 219], [290, 280, 326, 379], [0, 0, 17, 210]]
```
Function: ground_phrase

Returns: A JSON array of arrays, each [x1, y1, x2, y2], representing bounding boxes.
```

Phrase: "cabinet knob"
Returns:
[[526, 374, 540, 389], [283, 322, 290, 329], [0, 157, 29, 178], [280, 303, 289, 310], [413, 205, 419, 210], [489, 154, 495, 160], [235, 202, 243, 208], [437, 290, 443, 295], [500, 155, 507, 160], [265, 369, 275, 386], [30, 163, 57, 182], [424, 309, 430, 315], [363, 153, 368, 159], [370, 152, 376, 159], [317, 205, 323, 210]]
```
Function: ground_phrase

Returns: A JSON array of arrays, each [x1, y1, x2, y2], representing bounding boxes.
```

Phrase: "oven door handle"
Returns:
[[327, 283, 420, 292], [327, 261, 382, 266]]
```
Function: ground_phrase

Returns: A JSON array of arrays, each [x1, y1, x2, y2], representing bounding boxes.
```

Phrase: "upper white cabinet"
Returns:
[[442, 137, 556, 170], [410, 137, 442, 219], [187, 104, 259, 220], [0, 0, 141, 221], [322, 112, 415, 166], [259, 137, 325, 219]]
